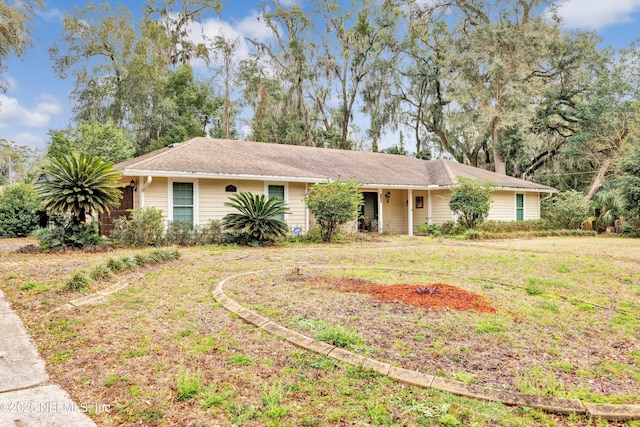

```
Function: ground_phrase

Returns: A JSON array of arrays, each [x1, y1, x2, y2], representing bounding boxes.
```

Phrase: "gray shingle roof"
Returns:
[[116, 137, 556, 192]]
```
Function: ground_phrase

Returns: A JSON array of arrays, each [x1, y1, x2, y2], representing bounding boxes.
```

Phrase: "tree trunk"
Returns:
[[491, 118, 506, 174], [586, 156, 615, 199]]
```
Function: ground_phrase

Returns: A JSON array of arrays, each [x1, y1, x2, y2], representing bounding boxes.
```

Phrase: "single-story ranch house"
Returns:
[[109, 137, 556, 236]]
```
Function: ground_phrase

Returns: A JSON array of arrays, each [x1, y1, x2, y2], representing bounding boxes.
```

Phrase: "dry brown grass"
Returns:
[[1, 236, 639, 426]]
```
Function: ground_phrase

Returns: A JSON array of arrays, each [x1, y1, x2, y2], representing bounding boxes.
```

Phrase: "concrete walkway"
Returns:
[[0, 290, 95, 427], [214, 267, 640, 422]]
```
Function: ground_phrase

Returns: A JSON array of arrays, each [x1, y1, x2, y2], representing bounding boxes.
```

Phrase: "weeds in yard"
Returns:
[[316, 323, 365, 349], [200, 383, 234, 409], [515, 367, 565, 397], [260, 381, 289, 420], [610, 314, 640, 333], [66, 270, 91, 291], [104, 375, 128, 386], [230, 354, 255, 365], [89, 264, 113, 281], [176, 369, 203, 401], [20, 280, 49, 293], [7, 236, 640, 425], [526, 277, 575, 290], [474, 319, 506, 334]]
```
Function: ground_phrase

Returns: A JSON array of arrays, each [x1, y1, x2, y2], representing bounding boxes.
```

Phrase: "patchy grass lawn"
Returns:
[[1, 236, 639, 426]]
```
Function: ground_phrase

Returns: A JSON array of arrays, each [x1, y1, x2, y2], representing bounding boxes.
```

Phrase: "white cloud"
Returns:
[[7, 132, 45, 150], [0, 94, 62, 129], [37, 7, 63, 23], [555, 0, 640, 29], [2, 74, 17, 91], [186, 10, 275, 69], [235, 11, 274, 43]]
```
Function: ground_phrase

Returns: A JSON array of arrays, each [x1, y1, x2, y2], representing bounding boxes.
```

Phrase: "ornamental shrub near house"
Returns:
[[304, 178, 363, 242], [0, 183, 41, 237], [223, 192, 290, 246], [448, 177, 493, 229]]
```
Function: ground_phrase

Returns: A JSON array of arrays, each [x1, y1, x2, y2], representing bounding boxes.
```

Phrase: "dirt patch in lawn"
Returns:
[[303, 276, 496, 313]]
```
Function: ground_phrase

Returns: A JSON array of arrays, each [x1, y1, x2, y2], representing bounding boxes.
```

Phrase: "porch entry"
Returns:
[[99, 186, 134, 237], [359, 192, 379, 231]]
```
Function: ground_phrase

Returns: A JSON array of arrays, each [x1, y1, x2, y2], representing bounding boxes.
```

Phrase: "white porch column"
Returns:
[[427, 190, 432, 225], [408, 189, 413, 236], [139, 176, 153, 209], [378, 188, 383, 233], [305, 183, 309, 234]]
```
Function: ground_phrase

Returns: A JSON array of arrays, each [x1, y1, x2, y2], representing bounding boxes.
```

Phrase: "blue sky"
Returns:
[[2, 0, 640, 153]]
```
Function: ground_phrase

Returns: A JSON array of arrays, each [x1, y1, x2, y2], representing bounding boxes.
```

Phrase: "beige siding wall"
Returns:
[[197, 180, 264, 224], [381, 189, 408, 234], [142, 177, 169, 215], [487, 191, 515, 221], [525, 192, 540, 220], [485, 191, 542, 222], [430, 190, 453, 225], [287, 182, 307, 232], [137, 177, 309, 232]]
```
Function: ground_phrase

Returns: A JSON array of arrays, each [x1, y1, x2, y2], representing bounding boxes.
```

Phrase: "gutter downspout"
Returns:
[[140, 176, 152, 208]]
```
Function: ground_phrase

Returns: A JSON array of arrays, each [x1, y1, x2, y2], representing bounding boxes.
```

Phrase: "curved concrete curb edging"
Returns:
[[47, 250, 251, 316], [213, 268, 640, 422], [47, 273, 144, 315]]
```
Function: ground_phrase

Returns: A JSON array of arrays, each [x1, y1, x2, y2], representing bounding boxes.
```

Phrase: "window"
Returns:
[[173, 182, 194, 225], [516, 194, 524, 221], [268, 184, 285, 222]]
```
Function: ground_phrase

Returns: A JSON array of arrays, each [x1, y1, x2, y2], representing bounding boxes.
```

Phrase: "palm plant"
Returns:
[[591, 185, 626, 232], [35, 153, 123, 224], [222, 192, 290, 245]]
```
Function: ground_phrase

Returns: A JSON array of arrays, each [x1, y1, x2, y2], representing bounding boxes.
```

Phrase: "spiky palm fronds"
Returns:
[[222, 192, 289, 245], [35, 153, 123, 224]]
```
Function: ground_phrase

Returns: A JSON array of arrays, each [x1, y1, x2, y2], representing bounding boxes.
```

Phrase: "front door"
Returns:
[[99, 186, 134, 237]]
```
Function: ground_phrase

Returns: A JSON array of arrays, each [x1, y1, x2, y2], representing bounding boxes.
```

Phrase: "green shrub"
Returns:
[[111, 207, 165, 247], [304, 178, 363, 242], [416, 223, 443, 236], [0, 183, 42, 237], [165, 221, 193, 245], [106, 257, 126, 272], [32, 221, 104, 251], [89, 264, 113, 281], [223, 192, 290, 246], [476, 219, 552, 233], [193, 220, 224, 245], [448, 177, 493, 229], [541, 190, 590, 229]]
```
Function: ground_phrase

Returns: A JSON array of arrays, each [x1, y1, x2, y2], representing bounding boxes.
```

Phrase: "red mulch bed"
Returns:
[[305, 276, 496, 313]]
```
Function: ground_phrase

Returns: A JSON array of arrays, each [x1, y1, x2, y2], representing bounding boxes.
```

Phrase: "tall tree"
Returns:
[[50, 1, 223, 154], [0, 140, 40, 184], [310, 0, 399, 150], [49, 2, 138, 124], [0, 0, 43, 91], [208, 34, 240, 139], [394, 0, 603, 176], [46, 120, 135, 163], [142, 0, 221, 67], [251, 2, 314, 146]]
